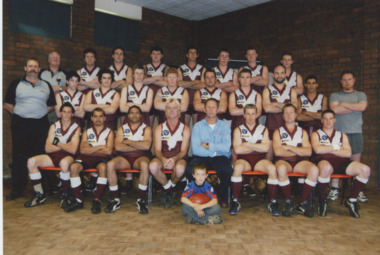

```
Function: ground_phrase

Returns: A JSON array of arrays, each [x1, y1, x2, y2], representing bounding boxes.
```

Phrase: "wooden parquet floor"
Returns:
[[3, 182, 380, 255]]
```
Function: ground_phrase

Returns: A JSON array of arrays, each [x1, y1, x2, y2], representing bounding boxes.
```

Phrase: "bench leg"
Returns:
[[148, 174, 153, 206]]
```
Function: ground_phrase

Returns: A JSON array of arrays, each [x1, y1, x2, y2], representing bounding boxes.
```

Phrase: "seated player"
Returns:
[[181, 163, 222, 225], [55, 71, 85, 129], [106, 106, 152, 214], [229, 68, 262, 132], [77, 48, 101, 91], [230, 104, 280, 216], [149, 99, 191, 209], [84, 69, 120, 131], [120, 64, 153, 126], [273, 104, 319, 217], [193, 69, 227, 122], [24, 103, 80, 207], [311, 110, 370, 218], [154, 67, 189, 124], [109, 47, 133, 90], [65, 108, 114, 213]]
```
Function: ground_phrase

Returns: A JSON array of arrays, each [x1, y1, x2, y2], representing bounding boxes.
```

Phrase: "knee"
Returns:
[[319, 164, 332, 178], [360, 165, 371, 179], [27, 157, 37, 171], [308, 166, 319, 180], [59, 160, 70, 172], [140, 161, 149, 172], [233, 163, 244, 177], [276, 165, 287, 178], [98, 164, 106, 176], [149, 162, 160, 175], [70, 163, 81, 176]]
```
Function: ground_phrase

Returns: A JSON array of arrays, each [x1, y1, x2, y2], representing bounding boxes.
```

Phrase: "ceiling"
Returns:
[[118, 0, 271, 21]]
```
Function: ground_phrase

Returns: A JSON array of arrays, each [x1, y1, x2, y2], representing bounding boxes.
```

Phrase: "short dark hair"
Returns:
[[92, 107, 105, 116], [281, 51, 292, 59], [305, 75, 318, 84], [84, 48, 97, 58], [192, 162, 208, 174], [239, 68, 252, 78], [321, 109, 335, 118], [112, 47, 125, 55], [243, 104, 257, 114], [150, 46, 163, 54], [133, 64, 145, 74], [98, 69, 115, 83], [26, 58, 39, 66], [282, 103, 297, 113], [246, 46, 257, 52], [66, 71, 80, 81], [205, 98, 219, 108], [218, 48, 229, 56], [340, 70, 356, 80], [127, 105, 142, 115], [204, 69, 216, 79], [60, 102, 75, 114], [186, 45, 198, 54]]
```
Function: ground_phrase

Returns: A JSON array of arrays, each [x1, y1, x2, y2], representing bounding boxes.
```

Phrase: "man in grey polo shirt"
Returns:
[[4, 58, 56, 201], [329, 70, 368, 202], [40, 51, 66, 124]]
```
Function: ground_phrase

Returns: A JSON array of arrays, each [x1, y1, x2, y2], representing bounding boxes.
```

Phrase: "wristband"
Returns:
[[53, 137, 59, 145], [332, 144, 340, 151]]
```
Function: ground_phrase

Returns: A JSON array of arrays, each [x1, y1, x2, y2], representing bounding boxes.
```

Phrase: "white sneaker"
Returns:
[[357, 191, 368, 203], [327, 188, 339, 201]]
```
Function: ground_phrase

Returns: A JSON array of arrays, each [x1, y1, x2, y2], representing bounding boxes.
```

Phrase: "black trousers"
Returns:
[[185, 156, 233, 203], [11, 114, 49, 193]]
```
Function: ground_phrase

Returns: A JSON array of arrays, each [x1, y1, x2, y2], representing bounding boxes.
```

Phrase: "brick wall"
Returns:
[[3, 0, 379, 186], [2, 0, 192, 177], [197, 0, 379, 186]]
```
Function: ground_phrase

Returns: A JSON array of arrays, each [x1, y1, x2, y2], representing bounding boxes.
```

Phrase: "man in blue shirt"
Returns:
[[185, 98, 233, 207]]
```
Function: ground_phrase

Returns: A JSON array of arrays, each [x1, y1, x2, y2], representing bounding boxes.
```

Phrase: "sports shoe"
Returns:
[[91, 200, 101, 214], [296, 201, 314, 218], [60, 193, 70, 209], [64, 198, 84, 212], [327, 188, 339, 202], [164, 191, 175, 209], [345, 199, 360, 218], [104, 199, 121, 213], [357, 191, 368, 203], [282, 200, 294, 217], [136, 199, 149, 214], [85, 183, 97, 193], [317, 199, 328, 217], [229, 199, 241, 215], [24, 192, 47, 208], [206, 215, 223, 225], [242, 184, 256, 197], [267, 200, 281, 216]]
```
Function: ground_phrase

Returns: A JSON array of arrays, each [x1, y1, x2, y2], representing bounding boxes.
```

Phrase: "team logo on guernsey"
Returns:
[[125, 129, 131, 133], [56, 128, 62, 134], [95, 93, 101, 97], [202, 91, 208, 96], [163, 130, 169, 136], [148, 67, 154, 72], [89, 134, 95, 139], [64, 96, 70, 101], [322, 135, 328, 140], [130, 91, 136, 96], [238, 95, 244, 100], [272, 90, 278, 95], [303, 100, 309, 105], [242, 129, 248, 134], [281, 133, 288, 138], [184, 68, 190, 75], [216, 72, 221, 77], [81, 72, 87, 77]]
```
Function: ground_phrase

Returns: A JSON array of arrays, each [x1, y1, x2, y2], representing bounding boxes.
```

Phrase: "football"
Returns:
[[189, 193, 211, 204]]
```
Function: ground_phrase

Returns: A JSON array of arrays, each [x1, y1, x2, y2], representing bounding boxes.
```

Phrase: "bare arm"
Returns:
[[3, 103, 14, 115], [233, 128, 270, 154], [262, 88, 283, 113], [45, 125, 61, 153], [124, 126, 153, 151], [294, 73, 304, 95], [179, 90, 189, 113], [153, 90, 166, 111], [56, 128, 81, 155], [193, 90, 204, 112], [228, 92, 242, 116], [311, 132, 351, 158], [215, 70, 239, 93], [153, 125, 168, 163], [218, 91, 228, 114], [171, 125, 191, 162], [251, 66, 269, 87]]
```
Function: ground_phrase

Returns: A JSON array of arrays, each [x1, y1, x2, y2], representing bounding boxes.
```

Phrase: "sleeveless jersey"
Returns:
[[298, 94, 324, 134], [90, 88, 118, 130], [275, 125, 307, 164], [266, 84, 292, 130], [242, 64, 265, 94], [161, 121, 184, 158], [197, 88, 223, 121], [231, 87, 258, 130], [86, 127, 111, 146], [127, 84, 149, 104], [285, 71, 297, 88], [238, 124, 266, 155], [79, 67, 100, 82], [158, 86, 186, 123], [146, 63, 166, 77], [179, 64, 204, 81], [54, 121, 79, 145], [60, 90, 83, 107], [117, 122, 150, 158], [109, 64, 128, 81], [214, 66, 234, 83]]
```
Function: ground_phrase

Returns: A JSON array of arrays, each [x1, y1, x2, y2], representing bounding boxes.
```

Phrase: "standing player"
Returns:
[[280, 52, 303, 95], [328, 70, 368, 203], [24, 103, 80, 207], [109, 47, 133, 90], [154, 68, 189, 124], [120, 64, 154, 126], [311, 110, 370, 217], [238, 47, 269, 95], [214, 49, 239, 93], [177, 46, 206, 125], [193, 69, 227, 122], [262, 65, 297, 160], [273, 104, 319, 217], [230, 104, 280, 216], [55, 71, 85, 128], [229, 68, 262, 131], [65, 108, 114, 213], [149, 99, 191, 209], [106, 106, 152, 214], [296, 75, 328, 136], [77, 48, 100, 91], [84, 69, 120, 131]]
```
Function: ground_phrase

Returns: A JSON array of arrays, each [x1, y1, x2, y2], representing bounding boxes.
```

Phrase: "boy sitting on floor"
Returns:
[[181, 163, 222, 225]]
